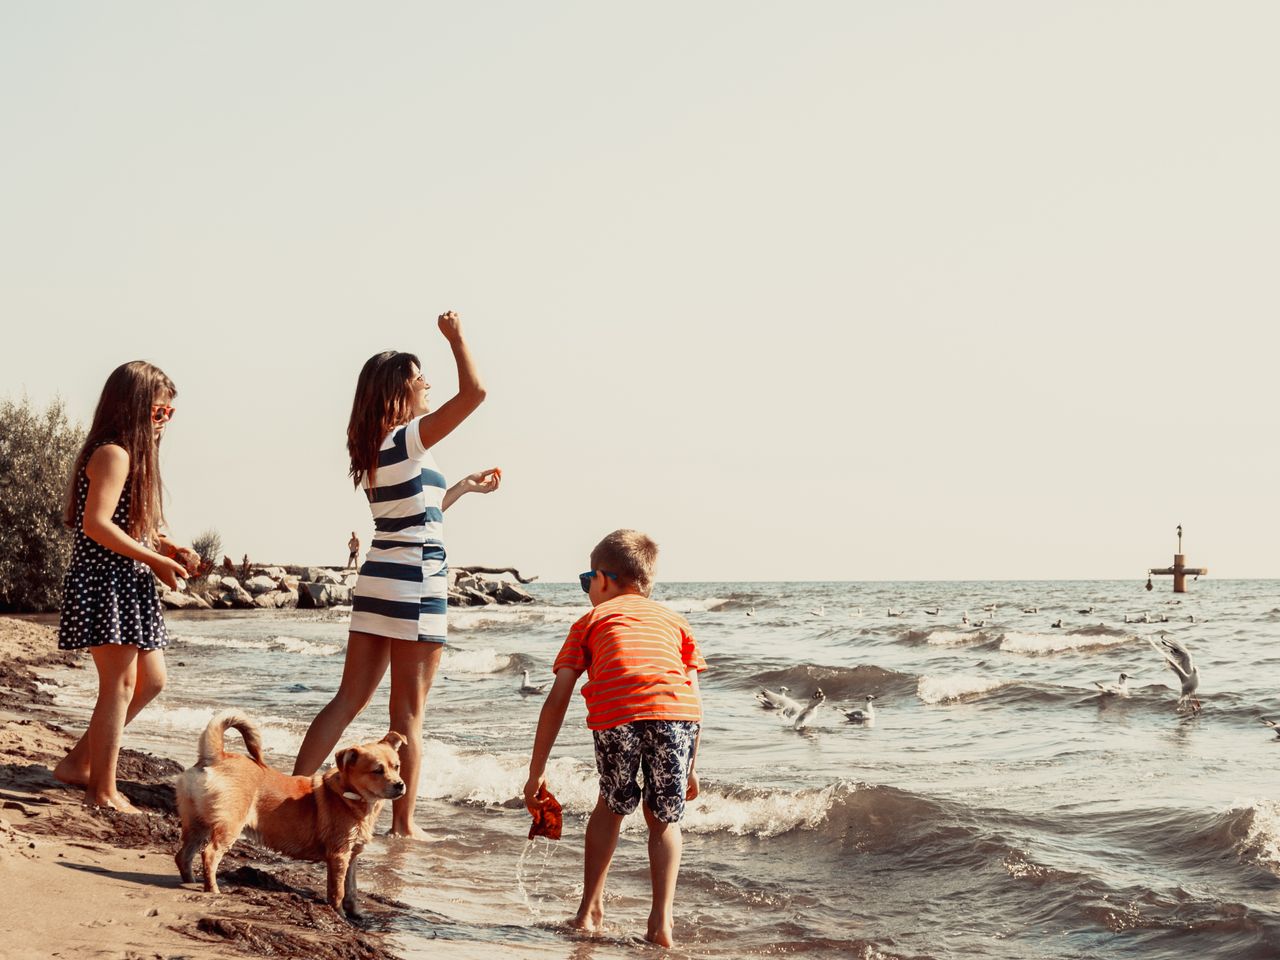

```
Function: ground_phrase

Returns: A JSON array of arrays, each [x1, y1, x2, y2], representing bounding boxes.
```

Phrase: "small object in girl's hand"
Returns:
[[528, 785, 562, 840]]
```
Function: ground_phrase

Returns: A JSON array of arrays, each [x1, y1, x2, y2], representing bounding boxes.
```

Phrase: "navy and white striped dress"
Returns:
[[349, 417, 449, 643]]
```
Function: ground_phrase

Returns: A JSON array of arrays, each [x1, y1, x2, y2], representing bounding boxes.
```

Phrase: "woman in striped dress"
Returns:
[[293, 311, 498, 838]]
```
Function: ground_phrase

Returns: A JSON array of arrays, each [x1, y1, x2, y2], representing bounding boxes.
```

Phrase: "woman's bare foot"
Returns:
[[53, 754, 91, 788], [85, 790, 140, 814], [568, 906, 605, 934], [644, 925, 674, 948], [387, 822, 431, 841]]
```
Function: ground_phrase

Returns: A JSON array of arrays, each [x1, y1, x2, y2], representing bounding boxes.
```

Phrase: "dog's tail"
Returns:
[[199, 710, 267, 768]]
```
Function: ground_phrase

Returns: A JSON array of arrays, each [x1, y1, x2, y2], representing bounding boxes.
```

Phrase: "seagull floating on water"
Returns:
[[1146, 633, 1201, 713], [792, 689, 827, 730], [849, 606, 863, 617], [810, 605, 826, 617], [1051, 619, 1063, 629], [887, 608, 904, 618], [755, 686, 795, 711], [519, 670, 548, 695], [923, 607, 939, 616], [1257, 717, 1280, 740], [1022, 607, 1039, 614], [1093, 673, 1134, 697], [843, 695, 876, 724], [1077, 606, 1094, 615], [746, 606, 755, 617]]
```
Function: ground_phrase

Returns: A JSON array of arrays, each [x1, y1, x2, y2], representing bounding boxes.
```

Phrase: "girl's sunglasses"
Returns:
[[579, 570, 618, 593], [151, 404, 176, 424]]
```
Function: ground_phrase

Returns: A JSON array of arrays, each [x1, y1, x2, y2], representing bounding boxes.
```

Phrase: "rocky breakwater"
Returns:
[[158, 564, 537, 611]]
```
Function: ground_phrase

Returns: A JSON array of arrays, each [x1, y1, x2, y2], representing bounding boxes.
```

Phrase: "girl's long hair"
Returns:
[[347, 351, 420, 488], [64, 360, 176, 541]]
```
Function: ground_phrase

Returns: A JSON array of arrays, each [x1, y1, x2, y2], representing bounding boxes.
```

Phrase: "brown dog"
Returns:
[[175, 710, 407, 916]]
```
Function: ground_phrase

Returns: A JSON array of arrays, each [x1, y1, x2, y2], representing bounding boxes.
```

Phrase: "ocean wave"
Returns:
[[172, 632, 341, 656], [917, 674, 1011, 704], [660, 595, 740, 614], [1228, 798, 1280, 875], [998, 630, 1132, 655], [449, 604, 585, 631], [923, 628, 987, 646], [743, 663, 917, 700]]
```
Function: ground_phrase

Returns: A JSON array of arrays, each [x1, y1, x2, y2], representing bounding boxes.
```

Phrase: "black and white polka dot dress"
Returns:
[[57, 443, 168, 652]]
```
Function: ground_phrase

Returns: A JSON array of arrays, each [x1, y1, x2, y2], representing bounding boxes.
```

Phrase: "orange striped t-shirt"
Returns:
[[553, 593, 707, 731]]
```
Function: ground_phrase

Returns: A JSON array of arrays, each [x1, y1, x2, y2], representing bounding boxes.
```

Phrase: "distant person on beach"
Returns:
[[524, 530, 706, 948], [292, 311, 501, 838], [53, 361, 200, 811], [346, 531, 360, 569]]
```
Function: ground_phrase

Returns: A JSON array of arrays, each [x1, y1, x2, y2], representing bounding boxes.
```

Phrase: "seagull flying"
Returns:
[[792, 688, 827, 730], [1146, 633, 1201, 713], [755, 686, 797, 712], [1258, 717, 1280, 740]]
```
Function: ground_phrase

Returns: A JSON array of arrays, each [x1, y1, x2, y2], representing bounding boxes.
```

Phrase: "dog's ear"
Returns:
[[381, 731, 408, 752], [335, 748, 356, 771]]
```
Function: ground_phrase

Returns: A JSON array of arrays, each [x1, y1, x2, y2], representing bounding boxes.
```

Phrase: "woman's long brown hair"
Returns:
[[347, 351, 420, 488], [63, 360, 176, 542]]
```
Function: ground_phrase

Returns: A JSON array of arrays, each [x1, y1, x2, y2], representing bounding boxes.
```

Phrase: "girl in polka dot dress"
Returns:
[[53, 361, 200, 812]]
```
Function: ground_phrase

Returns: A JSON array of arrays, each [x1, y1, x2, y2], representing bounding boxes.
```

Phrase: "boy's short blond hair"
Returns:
[[590, 529, 658, 596]]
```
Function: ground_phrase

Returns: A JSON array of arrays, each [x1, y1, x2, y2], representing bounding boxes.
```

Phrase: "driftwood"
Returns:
[[453, 565, 539, 584]]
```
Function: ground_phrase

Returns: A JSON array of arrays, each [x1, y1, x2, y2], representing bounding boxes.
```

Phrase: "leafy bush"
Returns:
[[0, 397, 85, 612], [191, 529, 222, 570]]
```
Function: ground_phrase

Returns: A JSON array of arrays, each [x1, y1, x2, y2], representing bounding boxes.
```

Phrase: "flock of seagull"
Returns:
[[753, 685, 874, 730]]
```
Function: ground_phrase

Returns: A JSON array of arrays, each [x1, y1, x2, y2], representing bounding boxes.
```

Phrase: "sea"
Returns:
[[40, 580, 1280, 959]]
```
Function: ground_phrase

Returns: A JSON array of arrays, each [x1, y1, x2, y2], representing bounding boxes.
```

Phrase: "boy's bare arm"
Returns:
[[523, 669, 580, 812], [687, 667, 702, 800]]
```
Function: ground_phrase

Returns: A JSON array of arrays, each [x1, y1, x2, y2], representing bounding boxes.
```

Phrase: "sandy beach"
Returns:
[[0, 616, 403, 960]]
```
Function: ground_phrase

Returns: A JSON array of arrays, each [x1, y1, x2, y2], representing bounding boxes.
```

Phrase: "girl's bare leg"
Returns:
[[82, 644, 142, 811], [292, 633, 391, 776], [386, 640, 444, 838], [56, 649, 166, 787]]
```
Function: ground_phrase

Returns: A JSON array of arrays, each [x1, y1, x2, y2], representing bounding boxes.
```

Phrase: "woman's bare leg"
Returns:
[[386, 640, 444, 838], [292, 633, 391, 776], [82, 644, 141, 811]]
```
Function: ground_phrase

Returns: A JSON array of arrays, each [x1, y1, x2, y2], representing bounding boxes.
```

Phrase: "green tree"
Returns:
[[0, 397, 84, 612]]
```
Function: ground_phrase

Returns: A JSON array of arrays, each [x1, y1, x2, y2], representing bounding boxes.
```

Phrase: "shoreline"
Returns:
[[0, 616, 407, 960]]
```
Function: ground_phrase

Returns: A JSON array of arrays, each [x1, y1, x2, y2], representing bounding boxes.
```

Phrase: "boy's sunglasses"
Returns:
[[151, 404, 176, 424], [579, 570, 618, 593]]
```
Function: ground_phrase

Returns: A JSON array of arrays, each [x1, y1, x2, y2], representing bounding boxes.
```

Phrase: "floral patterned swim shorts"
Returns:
[[592, 720, 699, 822]]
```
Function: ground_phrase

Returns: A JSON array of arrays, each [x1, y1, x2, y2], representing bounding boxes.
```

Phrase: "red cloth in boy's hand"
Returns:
[[528, 785, 562, 840]]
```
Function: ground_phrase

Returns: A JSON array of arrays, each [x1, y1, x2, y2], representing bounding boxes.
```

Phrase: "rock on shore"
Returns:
[[159, 565, 536, 611]]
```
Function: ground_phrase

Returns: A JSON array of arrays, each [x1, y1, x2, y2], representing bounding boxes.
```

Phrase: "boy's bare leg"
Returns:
[[642, 803, 683, 947], [572, 794, 624, 932]]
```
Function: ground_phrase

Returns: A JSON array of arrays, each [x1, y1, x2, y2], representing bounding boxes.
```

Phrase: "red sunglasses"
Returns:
[[151, 404, 176, 424]]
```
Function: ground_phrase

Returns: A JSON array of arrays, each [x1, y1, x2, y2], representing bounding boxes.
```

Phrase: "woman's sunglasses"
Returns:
[[151, 404, 176, 424], [579, 570, 618, 593]]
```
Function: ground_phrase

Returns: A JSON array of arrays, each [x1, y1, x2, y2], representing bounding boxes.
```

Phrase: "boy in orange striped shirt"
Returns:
[[524, 529, 706, 948]]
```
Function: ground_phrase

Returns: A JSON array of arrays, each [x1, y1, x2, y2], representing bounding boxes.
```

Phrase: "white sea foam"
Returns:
[[419, 739, 848, 837], [925, 629, 979, 646], [1233, 798, 1280, 874], [144, 704, 304, 759], [440, 646, 514, 675], [998, 631, 1130, 655], [917, 674, 1010, 704]]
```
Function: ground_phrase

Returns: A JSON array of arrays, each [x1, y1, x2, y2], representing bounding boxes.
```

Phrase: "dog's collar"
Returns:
[[342, 790, 364, 802]]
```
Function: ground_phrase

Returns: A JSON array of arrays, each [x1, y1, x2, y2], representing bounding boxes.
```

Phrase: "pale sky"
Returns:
[[2, 2, 1276, 581]]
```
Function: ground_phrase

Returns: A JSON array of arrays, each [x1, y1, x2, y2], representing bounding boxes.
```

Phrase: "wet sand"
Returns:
[[0, 616, 403, 960]]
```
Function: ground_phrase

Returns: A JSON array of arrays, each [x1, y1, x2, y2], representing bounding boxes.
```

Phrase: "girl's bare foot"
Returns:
[[85, 791, 140, 814], [53, 755, 91, 787]]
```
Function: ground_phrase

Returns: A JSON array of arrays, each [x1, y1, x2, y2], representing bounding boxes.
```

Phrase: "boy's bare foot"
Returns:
[[644, 925, 674, 948], [568, 907, 605, 934], [85, 791, 140, 814], [53, 755, 90, 787]]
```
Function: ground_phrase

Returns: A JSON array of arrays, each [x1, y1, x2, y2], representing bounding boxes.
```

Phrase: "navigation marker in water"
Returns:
[[1148, 524, 1208, 594]]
